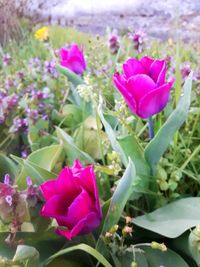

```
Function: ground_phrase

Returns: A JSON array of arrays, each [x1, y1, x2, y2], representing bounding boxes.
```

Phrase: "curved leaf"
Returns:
[[144, 73, 193, 174], [134, 197, 200, 238], [143, 247, 189, 267], [97, 159, 137, 252], [44, 244, 112, 267], [56, 127, 95, 165]]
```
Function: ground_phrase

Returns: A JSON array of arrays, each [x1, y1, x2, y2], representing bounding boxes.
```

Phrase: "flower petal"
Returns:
[[59, 48, 68, 61], [113, 73, 137, 113], [140, 56, 154, 72], [127, 74, 156, 102], [40, 194, 68, 218], [56, 212, 100, 240], [78, 166, 102, 218], [60, 57, 86, 75], [56, 167, 81, 200], [123, 58, 147, 78], [138, 80, 174, 118], [40, 180, 57, 200], [150, 60, 166, 84], [64, 188, 96, 229]]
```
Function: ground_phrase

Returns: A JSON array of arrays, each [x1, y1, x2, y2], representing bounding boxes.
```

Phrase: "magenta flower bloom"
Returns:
[[113, 56, 174, 118], [59, 44, 86, 75], [40, 160, 102, 239]]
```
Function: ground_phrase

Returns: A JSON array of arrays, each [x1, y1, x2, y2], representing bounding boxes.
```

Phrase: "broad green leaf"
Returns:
[[13, 245, 39, 266], [44, 244, 112, 267], [143, 247, 189, 267], [118, 134, 150, 179], [97, 159, 137, 252], [56, 127, 95, 164], [28, 144, 63, 171], [133, 197, 200, 238], [12, 155, 56, 189], [0, 153, 17, 181], [144, 73, 193, 174], [98, 97, 128, 166]]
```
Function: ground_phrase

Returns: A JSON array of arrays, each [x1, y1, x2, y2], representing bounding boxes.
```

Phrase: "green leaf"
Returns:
[[98, 97, 128, 166], [144, 73, 193, 174], [97, 159, 137, 252], [27, 144, 63, 172], [0, 153, 17, 181], [57, 65, 84, 87], [133, 197, 200, 238], [57, 65, 84, 106], [13, 245, 39, 267], [12, 155, 56, 189], [118, 134, 150, 179], [44, 244, 112, 267], [143, 247, 189, 267], [56, 127, 95, 165]]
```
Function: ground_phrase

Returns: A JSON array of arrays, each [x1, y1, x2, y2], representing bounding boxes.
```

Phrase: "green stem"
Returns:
[[148, 117, 154, 140]]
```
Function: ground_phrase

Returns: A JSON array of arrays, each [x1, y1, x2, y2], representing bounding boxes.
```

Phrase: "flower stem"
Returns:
[[148, 117, 154, 140]]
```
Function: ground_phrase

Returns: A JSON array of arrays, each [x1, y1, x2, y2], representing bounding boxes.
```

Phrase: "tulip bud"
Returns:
[[151, 241, 167, 252], [109, 224, 119, 234], [131, 262, 138, 267], [122, 226, 133, 237]]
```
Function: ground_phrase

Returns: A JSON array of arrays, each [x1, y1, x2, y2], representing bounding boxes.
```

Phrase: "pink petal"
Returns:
[[56, 212, 100, 239], [59, 48, 68, 61], [40, 180, 57, 200], [78, 166, 102, 217], [123, 58, 147, 78], [150, 60, 166, 84], [138, 81, 174, 118], [140, 56, 155, 72], [56, 167, 81, 200], [61, 56, 86, 75], [113, 73, 137, 113], [64, 188, 95, 228], [40, 194, 68, 218], [127, 74, 156, 102]]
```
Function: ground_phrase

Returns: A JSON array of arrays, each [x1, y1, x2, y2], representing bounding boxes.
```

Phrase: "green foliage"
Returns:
[[134, 197, 200, 238]]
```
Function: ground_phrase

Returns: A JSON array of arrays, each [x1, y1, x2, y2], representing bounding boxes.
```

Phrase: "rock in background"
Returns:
[[17, 0, 200, 40]]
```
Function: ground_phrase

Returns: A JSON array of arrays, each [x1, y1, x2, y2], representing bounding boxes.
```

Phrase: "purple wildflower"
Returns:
[[3, 54, 12, 66], [108, 30, 120, 54], [128, 30, 146, 53]]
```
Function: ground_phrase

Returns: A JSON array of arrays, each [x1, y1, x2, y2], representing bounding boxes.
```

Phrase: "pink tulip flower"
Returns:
[[113, 56, 174, 118], [59, 44, 86, 75], [40, 160, 102, 240]]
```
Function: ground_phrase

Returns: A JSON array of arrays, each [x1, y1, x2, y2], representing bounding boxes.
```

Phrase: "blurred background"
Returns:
[[1, 0, 200, 46]]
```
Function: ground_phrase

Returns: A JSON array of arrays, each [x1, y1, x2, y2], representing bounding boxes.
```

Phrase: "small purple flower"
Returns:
[[11, 117, 28, 133], [5, 195, 13, 206], [4, 174, 11, 185], [21, 150, 28, 159], [3, 54, 12, 66], [180, 62, 191, 80], [5, 79, 16, 90], [26, 108, 39, 121], [16, 71, 25, 81], [44, 60, 58, 78], [128, 30, 147, 53], [108, 30, 120, 54]]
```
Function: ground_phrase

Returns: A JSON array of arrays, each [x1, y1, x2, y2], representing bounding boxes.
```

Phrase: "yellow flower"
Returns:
[[34, 27, 49, 41]]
